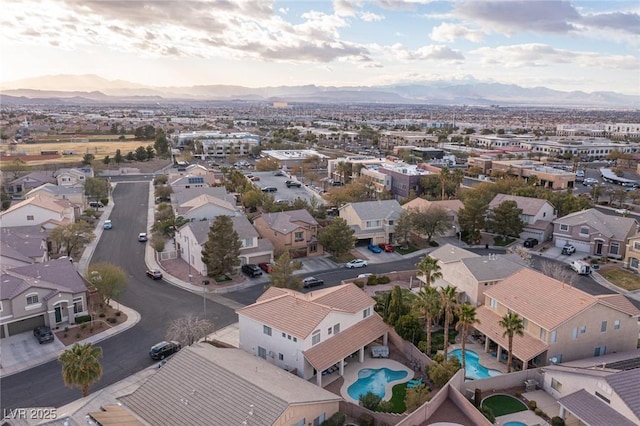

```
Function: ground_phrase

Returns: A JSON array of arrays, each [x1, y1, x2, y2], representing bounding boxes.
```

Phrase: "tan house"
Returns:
[[0, 194, 76, 228], [25, 183, 86, 207], [474, 269, 640, 371], [623, 233, 640, 271], [120, 344, 342, 426], [54, 167, 94, 187], [491, 160, 576, 189], [488, 194, 557, 241], [339, 199, 403, 245], [402, 198, 464, 238], [253, 209, 323, 258], [174, 193, 239, 221]]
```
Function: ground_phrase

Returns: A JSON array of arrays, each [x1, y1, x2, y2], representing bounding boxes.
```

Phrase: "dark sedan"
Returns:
[[33, 326, 54, 344]]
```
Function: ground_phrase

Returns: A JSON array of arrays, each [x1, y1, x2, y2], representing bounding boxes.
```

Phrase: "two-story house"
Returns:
[[236, 284, 390, 387], [25, 183, 86, 207], [169, 174, 209, 192], [474, 269, 640, 371], [253, 209, 323, 258], [0, 258, 89, 338], [553, 208, 638, 258], [488, 194, 557, 242], [175, 216, 274, 276], [174, 193, 240, 221], [339, 199, 403, 245], [0, 225, 50, 268], [623, 233, 640, 271], [0, 194, 77, 228], [54, 167, 94, 187], [5, 171, 56, 196]]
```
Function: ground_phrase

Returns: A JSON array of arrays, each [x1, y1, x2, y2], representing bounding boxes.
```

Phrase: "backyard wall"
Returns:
[[387, 328, 432, 371], [461, 368, 544, 395], [338, 400, 406, 425]]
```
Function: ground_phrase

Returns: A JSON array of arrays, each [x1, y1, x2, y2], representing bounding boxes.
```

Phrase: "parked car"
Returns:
[[138, 232, 148, 242], [146, 269, 163, 280], [285, 180, 302, 188], [275, 199, 289, 205], [103, 220, 112, 230], [241, 264, 263, 277], [367, 243, 382, 253], [250, 176, 261, 181], [615, 208, 630, 215], [346, 259, 368, 269], [274, 171, 285, 176], [261, 186, 277, 193], [89, 201, 104, 208], [149, 341, 181, 360], [378, 243, 395, 252], [258, 262, 274, 273], [33, 325, 54, 344], [302, 276, 324, 288], [523, 237, 538, 248], [562, 244, 576, 255]]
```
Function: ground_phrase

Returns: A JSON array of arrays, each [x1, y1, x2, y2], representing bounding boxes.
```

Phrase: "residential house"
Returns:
[[553, 208, 639, 258], [169, 163, 218, 186], [170, 186, 237, 207], [176, 216, 273, 276], [402, 198, 464, 238], [54, 167, 94, 187], [474, 269, 640, 371], [236, 283, 390, 387], [0, 258, 89, 338], [120, 344, 342, 426], [0, 225, 50, 268], [174, 193, 240, 221], [339, 199, 403, 245], [0, 194, 76, 228], [25, 183, 86, 206], [623, 233, 640, 271], [169, 174, 209, 192], [4, 171, 56, 195], [489, 194, 557, 242], [420, 244, 527, 305], [253, 209, 323, 258]]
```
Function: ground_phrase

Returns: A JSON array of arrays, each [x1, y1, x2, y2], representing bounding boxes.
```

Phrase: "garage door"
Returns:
[[249, 254, 273, 264], [7, 315, 45, 336], [555, 239, 591, 253]]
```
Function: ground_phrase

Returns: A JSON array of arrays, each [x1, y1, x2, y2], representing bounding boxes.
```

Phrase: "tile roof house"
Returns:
[[5, 171, 56, 195], [170, 186, 236, 207], [120, 344, 342, 426], [0, 258, 89, 338], [474, 269, 640, 371], [402, 198, 464, 238], [0, 225, 50, 268], [253, 209, 323, 258], [338, 199, 403, 245], [489, 193, 557, 242], [174, 193, 240, 221], [236, 283, 390, 387], [553, 208, 639, 258], [169, 174, 209, 192], [623, 233, 640, 271], [54, 167, 94, 187], [0, 193, 77, 228], [25, 183, 86, 207], [176, 216, 274, 276]]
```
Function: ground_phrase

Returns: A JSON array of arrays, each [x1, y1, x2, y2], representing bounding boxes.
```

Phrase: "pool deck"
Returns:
[[338, 356, 414, 404], [495, 409, 549, 426]]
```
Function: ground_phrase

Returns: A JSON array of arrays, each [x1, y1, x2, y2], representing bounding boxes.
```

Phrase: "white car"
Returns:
[[614, 208, 630, 215], [346, 259, 368, 269]]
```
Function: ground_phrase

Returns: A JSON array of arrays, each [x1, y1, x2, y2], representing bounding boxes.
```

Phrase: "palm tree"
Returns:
[[455, 303, 480, 373], [414, 286, 441, 356], [439, 285, 458, 360], [416, 256, 442, 288], [58, 342, 103, 397], [499, 312, 525, 373], [439, 166, 450, 200]]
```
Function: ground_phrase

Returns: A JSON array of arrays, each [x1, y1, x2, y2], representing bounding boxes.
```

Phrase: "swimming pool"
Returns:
[[347, 367, 408, 401], [503, 422, 527, 426], [449, 349, 502, 380]]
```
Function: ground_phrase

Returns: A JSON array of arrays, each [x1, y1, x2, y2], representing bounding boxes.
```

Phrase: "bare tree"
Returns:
[[540, 260, 574, 285], [506, 244, 533, 267], [166, 315, 215, 346]]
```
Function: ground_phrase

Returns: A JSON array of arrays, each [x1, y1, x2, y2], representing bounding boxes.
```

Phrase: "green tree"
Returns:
[[269, 251, 303, 290], [154, 185, 173, 201], [413, 206, 452, 242], [84, 177, 110, 201], [455, 303, 480, 373], [317, 217, 355, 258], [499, 312, 525, 373], [439, 166, 450, 200], [359, 391, 382, 411], [102, 156, 111, 165], [0, 190, 11, 211], [145, 145, 155, 160], [487, 200, 524, 240], [394, 209, 415, 248], [201, 216, 242, 277], [135, 146, 148, 161], [81, 153, 95, 165], [114, 149, 124, 164], [416, 256, 442, 288], [4, 158, 27, 179], [427, 353, 461, 387], [404, 384, 431, 412], [87, 262, 127, 305], [49, 221, 96, 257], [439, 285, 458, 359], [414, 286, 441, 356], [387, 285, 410, 326], [154, 129, 170, 157], [457, 197, 487, 243], [58, 343, 103, 397]]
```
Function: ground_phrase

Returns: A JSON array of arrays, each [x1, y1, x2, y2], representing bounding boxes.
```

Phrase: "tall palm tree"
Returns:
[[439, 166, 450, 200], [414, 286, 442, 356], [439, 285, 458, 360], [455, 303, 480, 373], [416, 256, 442, 288], [58, 342, 103, 397], [499, 312, 525, 373]]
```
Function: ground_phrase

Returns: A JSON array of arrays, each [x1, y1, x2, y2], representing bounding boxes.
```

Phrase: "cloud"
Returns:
[[430, 23, 484, 43], [359, 11, 385, 22], [390, 43, 464, 61], [375, 0, 436, 10], [581, 11, 640, 35], [333, 0, 361, 17], [472, 43, 639, 69]]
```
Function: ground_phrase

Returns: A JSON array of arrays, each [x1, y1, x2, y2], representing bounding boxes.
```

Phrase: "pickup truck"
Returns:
[[570, 260, 591, 275], [285, 180, 302, 188]]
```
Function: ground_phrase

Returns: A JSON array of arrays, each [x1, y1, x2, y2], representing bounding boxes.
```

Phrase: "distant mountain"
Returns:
[[0, 74, 637, 107]]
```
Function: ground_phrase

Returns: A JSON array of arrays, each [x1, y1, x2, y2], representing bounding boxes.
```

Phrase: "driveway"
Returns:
[[351, 247, 403, 264], [0, 333, 64, 373], [535, 246, 586, 265]]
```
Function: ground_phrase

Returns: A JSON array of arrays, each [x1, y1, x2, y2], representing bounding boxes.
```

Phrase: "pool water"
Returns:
[[449, 349, 502, 380], [504, 422, 527, 426], [347, 367, 408, 400]]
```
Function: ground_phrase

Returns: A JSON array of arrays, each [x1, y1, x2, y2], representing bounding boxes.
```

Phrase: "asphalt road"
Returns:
[[0, 182, 239, 411]]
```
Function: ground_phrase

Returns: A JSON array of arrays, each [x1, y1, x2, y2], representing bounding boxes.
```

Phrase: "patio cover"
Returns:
[[475, 307, 549, 362], [89, 404, 145, 425], [558, 389, 637, 426], [303, 314, 389, 373]]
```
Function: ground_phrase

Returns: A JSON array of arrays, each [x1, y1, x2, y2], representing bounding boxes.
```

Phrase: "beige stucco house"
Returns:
[[623, 233, 640, 271], [489, 193, 557, 242], [54, 167, 94, 187], [339, 199, 403, 245], [25, 183, 86, 207], [253, 209, 323, 258], [0, 194, 77, 228]]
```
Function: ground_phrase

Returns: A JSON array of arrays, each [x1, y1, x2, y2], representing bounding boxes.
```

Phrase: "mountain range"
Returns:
[[0, 74, 637, 107]]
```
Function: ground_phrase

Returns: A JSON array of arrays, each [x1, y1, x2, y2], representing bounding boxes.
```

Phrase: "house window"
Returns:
[[334, 324, 340, 334], [279, 353, 284, 361], [572, 328, 578, 340], [294, 232, 304, 242], [313, 413, 326, 426], [551, 378, 562, 392], [633, 241, 640, 250], [609, 242, 620, 256], [595, 392, 610, 404], [282, 332, 286, 338], [366, 220, 381, 228], [26, 294, 39, 305], [328, 327, 332, 335], [579, 226, 589, 235], [594, 346, 607, 357], [630, 258, 639, 269], [539, 329, 547, 341], [312, 330, 320, 345], [614, 320, 621, 330], [601, 321, 607, 332], [559, 224, 569, 231], [387, 220, 394, 226], [580, 326, 587, 334], [263, 325, 272, 336], [27, 215, 34, 221], [363, 307, 371, 318], [489, 298, 497, 309], [73, 297, 84, 314], [287, 334, 291, 340], [258, 346, 266, 359], [522, 318, 529, 330], [551, 330, 557, 343], [293, 419, 305, 426], [309, 243, 317, 253], [293, 337, 297, 342]]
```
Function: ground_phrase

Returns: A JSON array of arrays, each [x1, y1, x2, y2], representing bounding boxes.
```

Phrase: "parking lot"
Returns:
[[246, 171, 325, 205]]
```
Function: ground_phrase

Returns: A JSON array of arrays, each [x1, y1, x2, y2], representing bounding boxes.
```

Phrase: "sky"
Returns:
[[1, 0, 639, 94]]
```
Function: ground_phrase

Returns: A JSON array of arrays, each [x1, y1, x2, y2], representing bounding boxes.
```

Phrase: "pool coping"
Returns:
[[340, 357, 414, 404]]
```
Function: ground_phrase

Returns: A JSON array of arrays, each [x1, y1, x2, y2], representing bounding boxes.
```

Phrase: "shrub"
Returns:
[[99, 313, 106, 318], [353, 280, 365, 288], [320, 412, 345, 426], [75, 333, 81, 339], [376, 400, 394, 412], [534, 408, 543, 416], [64, 326, 69, 332], [528, 400, 537, 410], [359, 413, 374, 426], [367, 275, 378, 286], [75, 315, 92, 324], [63, 333, 68, 338], [115, 311, 122, 317], [377, 276, 391, 284], [428, 240, 439, 247], [515, 390, 522, 398], [359, 391, 381, 410], [89, 327, 94, 333], [480, 406, 495, 423], [551, 416, 565, 426], [108, 317, 117, 324]]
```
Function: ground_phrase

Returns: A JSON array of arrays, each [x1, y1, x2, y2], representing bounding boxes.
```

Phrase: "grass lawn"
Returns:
[[600, 269, 640, 291], [430, 329, 458, 356], [493, 236, 516, 246], [482, 394, 528, 417], [389, 383, 407, 413], [396, 245, 419, 255]]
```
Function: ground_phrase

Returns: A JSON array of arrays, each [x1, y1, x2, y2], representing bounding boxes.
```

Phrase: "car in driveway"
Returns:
[[258, 262, 274, 273], [367, 243, 382, 253], [523, 237, 538, 248], [241, 264, 263, 277], [138, 232, 148, 242], [33, 325, 54, 344], [149, 341, 181, 360], [378, 243, 395, 252], [562, 244, 576, 255], [146, 269, 163, 279], [302, 276, 324, 288], [103, 219, 112, 230], [346, 259, 368, 268]]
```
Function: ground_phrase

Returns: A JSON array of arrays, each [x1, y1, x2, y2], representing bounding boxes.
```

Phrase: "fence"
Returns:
[[339, 400, 406, 426], [159, 250, 178, 261], [388, 328, 432, 372]]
